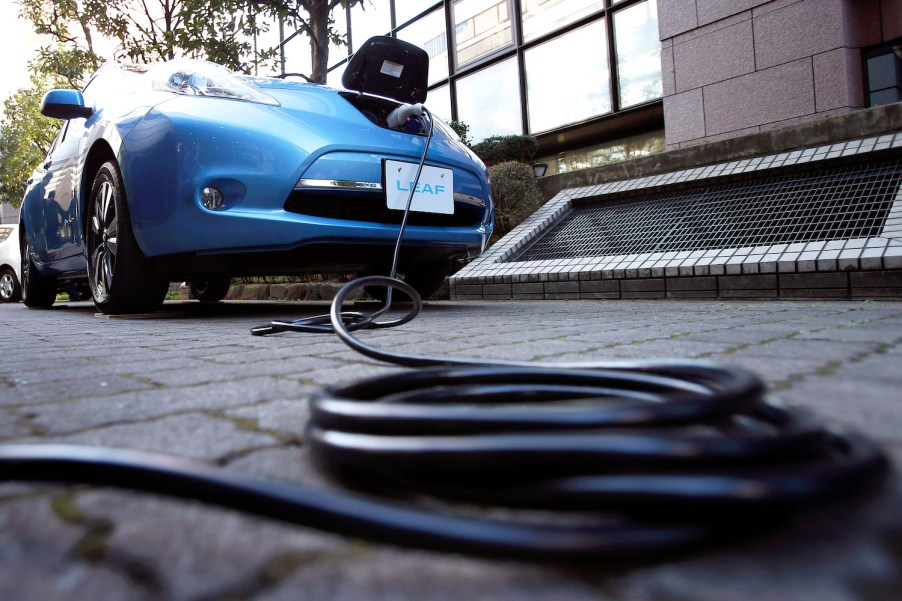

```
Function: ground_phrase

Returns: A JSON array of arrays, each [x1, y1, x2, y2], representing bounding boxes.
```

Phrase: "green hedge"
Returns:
[[489, 161, 545, 240], [472, 135, 538, 165]]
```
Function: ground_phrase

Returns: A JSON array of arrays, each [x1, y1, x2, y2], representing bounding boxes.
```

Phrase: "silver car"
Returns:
[[0, 224, 22, 303]]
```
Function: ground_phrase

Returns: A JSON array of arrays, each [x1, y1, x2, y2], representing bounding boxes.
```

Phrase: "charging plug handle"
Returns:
[[387, 103, 424, 129]]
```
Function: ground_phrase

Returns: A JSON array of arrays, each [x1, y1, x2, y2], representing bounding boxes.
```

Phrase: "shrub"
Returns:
[[489, 161, 545, 240], [472, 135, 539, 166], [448, 120, 472, 146]]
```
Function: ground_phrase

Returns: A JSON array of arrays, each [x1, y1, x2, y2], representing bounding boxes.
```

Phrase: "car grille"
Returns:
[[284, 190, 484, 227]]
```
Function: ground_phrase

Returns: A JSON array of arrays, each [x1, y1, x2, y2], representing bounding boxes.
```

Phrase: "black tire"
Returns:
[[364, 262, 448, 303], [0, 266, 22, 303], [188, 277, 232, 303], [20, 230, 57, 308], [86, 161, 168, 315]]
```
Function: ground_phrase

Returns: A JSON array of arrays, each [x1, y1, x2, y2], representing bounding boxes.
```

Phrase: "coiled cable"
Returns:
[[251, 275, 888, 558]]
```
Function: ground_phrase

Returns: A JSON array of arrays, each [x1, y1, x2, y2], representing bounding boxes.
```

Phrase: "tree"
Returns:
[[19, 0, 281, 77], [270, 0, 364, 83], [20, 0, 367, 83], [0, 75, 60, 208]]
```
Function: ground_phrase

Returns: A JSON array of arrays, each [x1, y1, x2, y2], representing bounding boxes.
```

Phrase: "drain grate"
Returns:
[[516, 161, 902, 262]]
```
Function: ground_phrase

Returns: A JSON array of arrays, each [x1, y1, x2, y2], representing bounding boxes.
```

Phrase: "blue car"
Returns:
[[19, 37, 492, 314]]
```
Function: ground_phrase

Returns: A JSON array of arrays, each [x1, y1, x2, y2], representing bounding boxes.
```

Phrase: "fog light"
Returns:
[[201, 186, 224, 210]]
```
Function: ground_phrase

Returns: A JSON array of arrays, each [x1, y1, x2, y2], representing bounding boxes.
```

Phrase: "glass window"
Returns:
[[395, 0, 439, 26], [455, 57, 521, 141], [326, 65, 346, 89], [330, 4, 351, 64], [520, 0, 600, 43], [613, 0, 662, 109], [865, 42, 902, 107], [397, 8, 449, 85], [534, 129, 664, 175], [350, 0, 393, 53], [426, 83, 452, 122], [281, 33, 314, 78], [525, 19, 610, 134], [252, 20, 284, 75], [453, 0, 513, 67]]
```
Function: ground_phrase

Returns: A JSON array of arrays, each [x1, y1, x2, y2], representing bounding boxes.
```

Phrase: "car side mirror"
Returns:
[[40, 89, 94, 120]]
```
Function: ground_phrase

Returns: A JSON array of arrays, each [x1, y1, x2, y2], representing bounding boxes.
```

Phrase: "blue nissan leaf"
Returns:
[[19, 37, 492, 314]]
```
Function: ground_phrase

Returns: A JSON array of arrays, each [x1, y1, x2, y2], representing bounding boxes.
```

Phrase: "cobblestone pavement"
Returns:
[[1, 298, 900, 600]]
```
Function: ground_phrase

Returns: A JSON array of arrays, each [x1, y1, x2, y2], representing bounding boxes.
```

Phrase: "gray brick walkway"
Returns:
[[1, 298, 900, 600]]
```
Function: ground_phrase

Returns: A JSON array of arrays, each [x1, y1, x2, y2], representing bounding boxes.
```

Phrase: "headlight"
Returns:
[[149, 58, 279, 106]]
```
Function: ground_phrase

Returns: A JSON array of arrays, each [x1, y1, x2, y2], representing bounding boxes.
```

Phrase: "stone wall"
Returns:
[[658, 0, 902, 149]]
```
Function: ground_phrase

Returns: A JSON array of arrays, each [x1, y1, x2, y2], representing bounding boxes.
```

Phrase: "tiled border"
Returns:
[[451, 132, 902, 300]]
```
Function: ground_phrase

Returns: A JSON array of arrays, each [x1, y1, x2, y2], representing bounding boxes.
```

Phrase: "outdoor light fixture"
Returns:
[[532, 162, 548, 178], [201, 186, 224, 210]]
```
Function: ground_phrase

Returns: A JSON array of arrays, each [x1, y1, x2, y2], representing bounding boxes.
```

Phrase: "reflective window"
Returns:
[[282, 33, 313, 78], [520, 0, 600, 43], [865, 42, 902, 107], [253, 22, 284, 75], [350, 0, 393, 53], [613, 0, 662, 108], [455, 56, 521, 141], [453, 0, 512, 66], [525, 19, 610, 133], [397, 8, 449, 84], [395, 0, 438, 25], [535, 130, 664, 175], [326, 65, 345, 89], [330, 5, 351, 63], [426, 83, 452, 121]]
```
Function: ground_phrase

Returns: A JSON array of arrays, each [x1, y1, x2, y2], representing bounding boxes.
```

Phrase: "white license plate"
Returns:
[[384, 160, 454, 215]]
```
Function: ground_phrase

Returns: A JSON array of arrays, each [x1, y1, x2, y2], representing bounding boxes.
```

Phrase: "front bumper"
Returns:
[[118, 98, 492, 267]]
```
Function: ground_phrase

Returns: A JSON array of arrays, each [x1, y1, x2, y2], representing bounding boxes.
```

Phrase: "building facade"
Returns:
[[660, 0, 902, 149], [278, 0, 902, 177]]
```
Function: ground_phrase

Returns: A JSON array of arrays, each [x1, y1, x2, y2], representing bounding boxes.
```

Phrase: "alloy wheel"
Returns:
[[89, 179, 118, 302], [0, 271, 16, 301]]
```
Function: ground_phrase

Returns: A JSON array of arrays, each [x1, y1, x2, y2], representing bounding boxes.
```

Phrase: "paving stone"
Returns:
[[0, 495, 137, 601], [38, 413, 278, 461], [74, 489, 346, 600], [257, 547, 604, 601], [225, 399, 311, 441], [23, 377, 314, 436], [1, 298, 902, 600]]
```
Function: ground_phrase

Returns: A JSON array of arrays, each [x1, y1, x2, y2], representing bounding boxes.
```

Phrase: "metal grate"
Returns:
[[516, 161, 902, 262]]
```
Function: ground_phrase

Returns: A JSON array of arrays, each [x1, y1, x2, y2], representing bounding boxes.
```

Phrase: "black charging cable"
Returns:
[[0, 107, 889, 561]]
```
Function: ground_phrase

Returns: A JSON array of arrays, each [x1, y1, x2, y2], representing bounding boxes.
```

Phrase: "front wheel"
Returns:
[[0, 267, 22, 303], [20, 231, 57, 308], [86, 161, 168, 314]]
